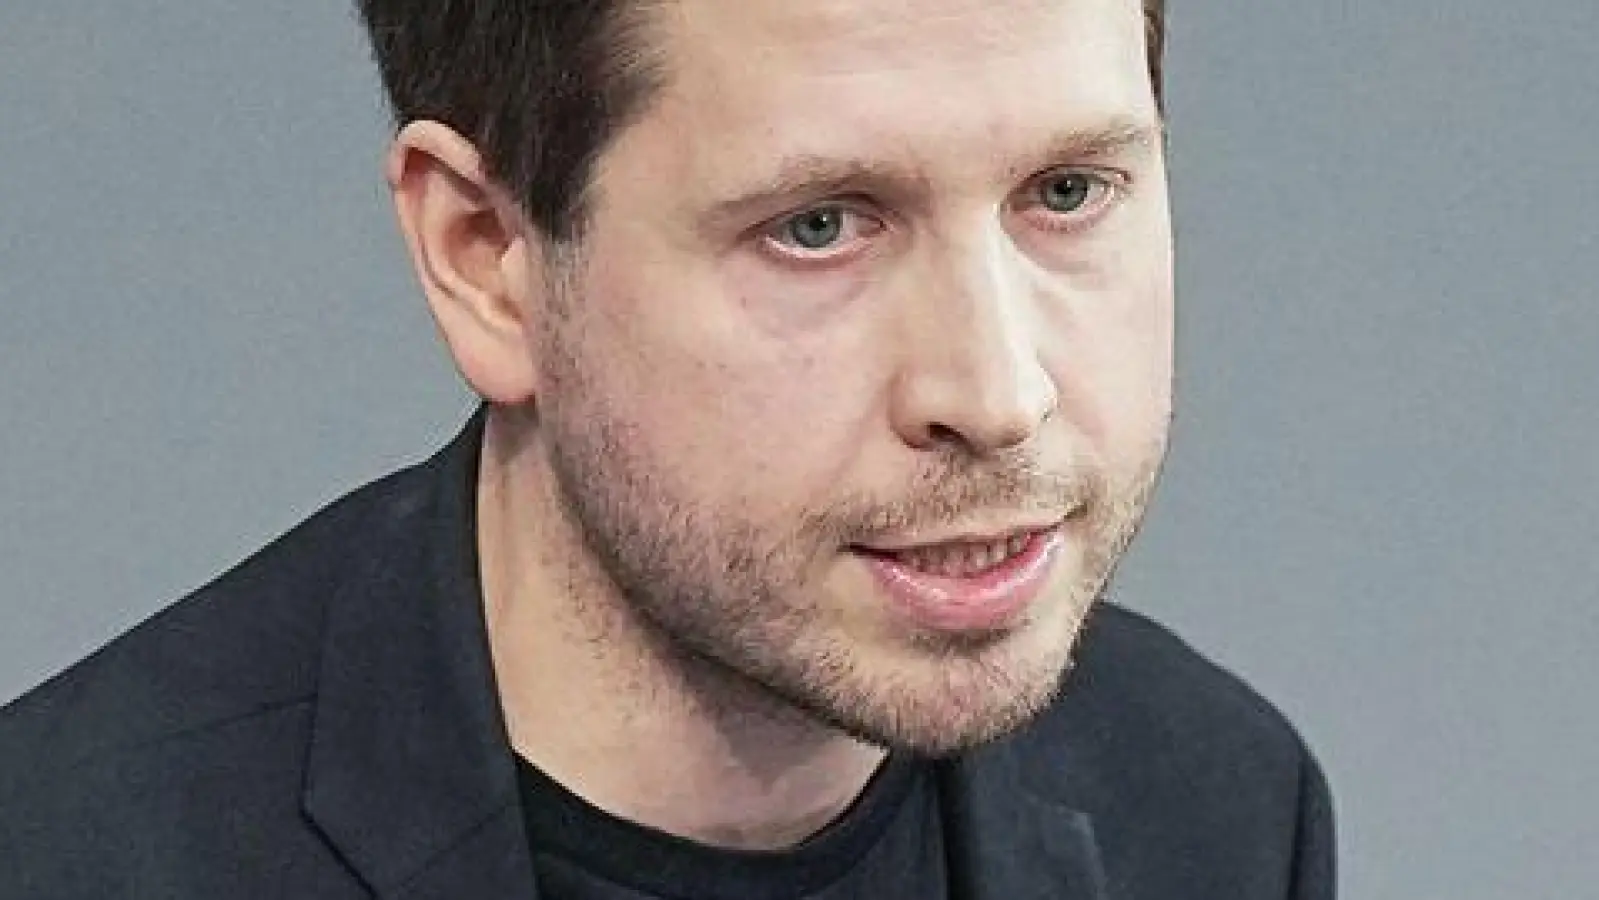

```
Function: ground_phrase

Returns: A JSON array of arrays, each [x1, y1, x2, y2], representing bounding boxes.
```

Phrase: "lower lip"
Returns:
[[854, 527, 1066, 634]]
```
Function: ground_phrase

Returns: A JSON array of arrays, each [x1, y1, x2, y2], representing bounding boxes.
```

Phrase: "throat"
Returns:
[[516, 706, 889, 851], [493, 567, 888, 851]]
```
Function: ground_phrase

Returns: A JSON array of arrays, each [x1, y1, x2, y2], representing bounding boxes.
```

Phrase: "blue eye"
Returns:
[[1041, 173, 1097, 214], [780, 207, 847, 250]]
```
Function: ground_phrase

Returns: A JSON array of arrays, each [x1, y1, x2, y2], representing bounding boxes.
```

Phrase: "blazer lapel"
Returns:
[[295, 408, 1109, 899], [938, 742, 1109, 900], [300, 411, 540, 899]]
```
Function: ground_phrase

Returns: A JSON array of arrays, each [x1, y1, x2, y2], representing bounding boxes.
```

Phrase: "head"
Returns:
[[365, 0, 1174, 756]]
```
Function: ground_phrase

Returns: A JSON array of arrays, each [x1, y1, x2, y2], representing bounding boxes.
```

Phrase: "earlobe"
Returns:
[[386, 121, 542, 405]]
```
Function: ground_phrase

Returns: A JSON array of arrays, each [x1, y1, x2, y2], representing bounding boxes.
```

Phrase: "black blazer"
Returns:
[[0, 413, 1334, 899]]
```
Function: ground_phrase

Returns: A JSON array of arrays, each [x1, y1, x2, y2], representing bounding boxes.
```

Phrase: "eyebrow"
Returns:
[[698, 117, 1164, 232], [1028, 118, 1165, 170]]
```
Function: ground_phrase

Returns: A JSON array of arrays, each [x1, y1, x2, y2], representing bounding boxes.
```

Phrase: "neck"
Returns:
[[476, 412, 887, 851]]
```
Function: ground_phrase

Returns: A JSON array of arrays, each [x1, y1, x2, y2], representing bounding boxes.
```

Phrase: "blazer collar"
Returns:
[[297, 407, 1107, 899], [938, 737, 1110, 900], [301, 408, 539, 898]]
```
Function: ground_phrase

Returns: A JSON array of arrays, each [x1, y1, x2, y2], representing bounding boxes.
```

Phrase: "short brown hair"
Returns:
[[357, 0, 1167, 244]]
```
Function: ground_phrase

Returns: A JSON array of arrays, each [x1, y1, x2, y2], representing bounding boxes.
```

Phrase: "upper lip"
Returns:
[[853, 516, 1068, 553]]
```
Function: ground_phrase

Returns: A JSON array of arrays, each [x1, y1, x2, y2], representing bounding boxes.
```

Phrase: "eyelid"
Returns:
[[752, 167, 1130, 264], [757, 201, 886, 264], [1017, 167, 1131, 233]]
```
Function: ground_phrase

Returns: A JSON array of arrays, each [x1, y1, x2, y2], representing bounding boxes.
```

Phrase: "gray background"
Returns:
[[2, 3, 1594, 896]]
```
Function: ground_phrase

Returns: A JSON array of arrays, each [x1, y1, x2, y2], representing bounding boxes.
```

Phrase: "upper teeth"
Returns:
[[896, 533, 1029, 575]]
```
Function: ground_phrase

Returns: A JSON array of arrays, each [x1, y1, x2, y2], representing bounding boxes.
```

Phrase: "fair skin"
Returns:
[[387, 0, 1172, 852]]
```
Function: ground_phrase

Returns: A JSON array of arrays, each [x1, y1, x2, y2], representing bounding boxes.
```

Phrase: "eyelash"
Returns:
[[1020, 169, 1129, 234], [758, 169, 1129, 264]]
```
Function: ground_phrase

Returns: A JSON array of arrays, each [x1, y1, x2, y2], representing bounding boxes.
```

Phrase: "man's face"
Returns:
[[530, 0, 1172, 756]]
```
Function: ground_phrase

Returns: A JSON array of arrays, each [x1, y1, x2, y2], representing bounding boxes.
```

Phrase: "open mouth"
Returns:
[[854, 529, 1039, 577], [849, 523, 1067, 633]]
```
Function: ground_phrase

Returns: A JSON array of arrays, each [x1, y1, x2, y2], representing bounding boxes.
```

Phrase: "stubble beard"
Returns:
[[537, 318, 1165, 757]]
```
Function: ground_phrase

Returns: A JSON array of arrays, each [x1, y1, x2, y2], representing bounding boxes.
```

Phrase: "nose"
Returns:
[[889, 232, 1058, 457]]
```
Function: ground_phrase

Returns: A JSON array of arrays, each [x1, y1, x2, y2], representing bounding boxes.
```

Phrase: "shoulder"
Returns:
[[1013, 601, 1327, 849], [992, 602, 1334, 895], [1061, 604, 1311, 754], [0, 453, 436, 803], [0, 426, 474, 896], [1052, 600, 1312, 761]]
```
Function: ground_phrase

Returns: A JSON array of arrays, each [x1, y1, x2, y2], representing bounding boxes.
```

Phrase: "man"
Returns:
[[0, 0, 1334, 897]]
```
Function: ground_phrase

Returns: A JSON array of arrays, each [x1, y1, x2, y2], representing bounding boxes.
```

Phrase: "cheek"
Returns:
[[1107, 281, 1174, 456], [570, 271, 885, 523], [692, 349, 887, 516], [1050, 254, 1174, 458]]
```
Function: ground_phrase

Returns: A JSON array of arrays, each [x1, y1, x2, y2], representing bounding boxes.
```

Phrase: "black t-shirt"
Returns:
[[514, 753, 947, 900]]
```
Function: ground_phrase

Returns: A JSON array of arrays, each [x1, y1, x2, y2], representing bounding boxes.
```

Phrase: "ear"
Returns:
[[385, 121, 549, 405]]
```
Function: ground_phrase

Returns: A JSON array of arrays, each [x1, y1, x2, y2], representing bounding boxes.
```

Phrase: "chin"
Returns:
[[802, 588, 1093, 757], [845, 660, 1073, 758]]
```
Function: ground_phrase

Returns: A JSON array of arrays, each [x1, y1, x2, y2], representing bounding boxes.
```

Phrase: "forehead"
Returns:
[[623, 0, 1156, 195], [663, 0, 1145, 75]]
